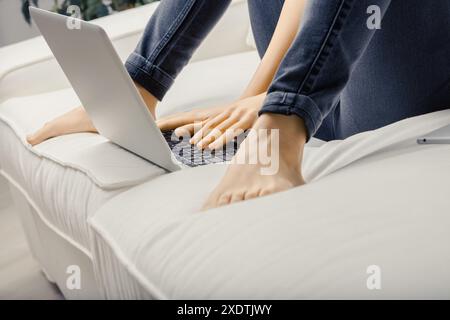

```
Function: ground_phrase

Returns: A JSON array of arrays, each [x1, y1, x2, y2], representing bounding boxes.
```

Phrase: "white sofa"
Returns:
[[1, 1, 450, 300]]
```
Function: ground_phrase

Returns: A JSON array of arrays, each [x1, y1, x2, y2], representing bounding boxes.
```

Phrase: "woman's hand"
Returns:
[[157, 92, 267, 150]]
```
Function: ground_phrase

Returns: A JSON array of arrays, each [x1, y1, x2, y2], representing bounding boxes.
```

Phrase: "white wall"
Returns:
[[0, 0, 54, 47]]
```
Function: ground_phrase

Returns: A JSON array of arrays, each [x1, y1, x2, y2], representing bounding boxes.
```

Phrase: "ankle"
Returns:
[[256, 113, 306, 161], [134, 81, 158, 117], [257, 114, 306, 143]]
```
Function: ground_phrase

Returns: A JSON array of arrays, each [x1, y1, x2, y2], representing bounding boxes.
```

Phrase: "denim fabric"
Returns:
[[126, 0, 450, 141], [125, 0, 232, 100]]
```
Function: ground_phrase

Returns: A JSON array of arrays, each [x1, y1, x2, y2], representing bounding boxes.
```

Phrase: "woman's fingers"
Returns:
[[173, 123, 196, 137], [208, 122, 247, 150], [196, 116, 238, 149], [190, 111, 231, 145], [196, 127, 223, 149], [156, 111, 200, 132]]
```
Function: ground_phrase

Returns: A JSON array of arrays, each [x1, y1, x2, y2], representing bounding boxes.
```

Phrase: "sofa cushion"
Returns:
[[89, 110, 450, 299], [0, 0, 252, 103], [0, 51, 260, 251], [0, 3, 159, 103]]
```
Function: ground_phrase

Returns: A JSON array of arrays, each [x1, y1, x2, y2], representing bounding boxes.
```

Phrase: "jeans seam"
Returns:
[[262, 100, 317, 129], [331, 100, 339, 140], [127, 58, 174, 88], [296, 0, 353, 95], [260, 102, 317, 141], [281, 92, 287, 104], [263, 102, 315, 122], [145, 0, 198, 65]]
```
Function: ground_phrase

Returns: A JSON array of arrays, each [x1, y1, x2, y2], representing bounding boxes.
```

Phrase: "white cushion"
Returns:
[[89, 110, 450, 299], [0, 51, 260, 251], [0, 3, 160, 103], [0, 0, 252, 103], [246, 27, 257, 50]]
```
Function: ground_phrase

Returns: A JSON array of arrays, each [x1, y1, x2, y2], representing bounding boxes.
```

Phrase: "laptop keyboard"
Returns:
[[162, 130, 243, 167]]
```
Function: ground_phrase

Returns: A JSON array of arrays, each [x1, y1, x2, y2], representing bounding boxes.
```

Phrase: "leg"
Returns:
[[260, 0, 392, 141], [204, 0, 393, 209], [247, 0, 285, 58], [126, 0, 232, 101]]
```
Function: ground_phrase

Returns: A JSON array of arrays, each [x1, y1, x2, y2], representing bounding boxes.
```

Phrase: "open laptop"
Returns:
[[30, 7, 243, 172], [417, 124, 450, 145]]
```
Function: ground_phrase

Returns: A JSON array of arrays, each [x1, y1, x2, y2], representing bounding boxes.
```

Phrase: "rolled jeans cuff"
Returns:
[[125, 52, 175, 101], [258, 91, 323, 142]]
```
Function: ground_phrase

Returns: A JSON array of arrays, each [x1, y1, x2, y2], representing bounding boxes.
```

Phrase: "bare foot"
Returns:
[[202, 114, 307, 210], [27, 81, 158, 146], [27, 106, 97, 146]]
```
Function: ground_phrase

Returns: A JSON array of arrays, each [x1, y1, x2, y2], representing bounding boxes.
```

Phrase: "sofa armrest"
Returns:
[[0, 0, 252, 103]]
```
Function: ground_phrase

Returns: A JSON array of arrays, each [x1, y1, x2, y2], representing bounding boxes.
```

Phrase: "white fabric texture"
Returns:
[[0, 51, 260, 251], [246, 27, 257, 50], [89, 110, 450, 299]]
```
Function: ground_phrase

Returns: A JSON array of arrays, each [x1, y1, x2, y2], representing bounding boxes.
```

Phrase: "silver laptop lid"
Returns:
[[30, 7, 181, 172]]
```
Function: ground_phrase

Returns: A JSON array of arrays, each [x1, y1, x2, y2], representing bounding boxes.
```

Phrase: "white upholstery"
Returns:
[[0, 0, 252, 103], [0, 50, 259, 252], [89, 110, 450, 299]]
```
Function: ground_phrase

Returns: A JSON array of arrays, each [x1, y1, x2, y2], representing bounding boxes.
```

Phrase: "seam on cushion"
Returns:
[[0, 169, 93, 259], [88, 218, 168, 300], [0, 56, 52, 84], [0, 121, 113, 250], [296, 0, 351, 95], [0, 115, 161, 190], [0, 30, 144, 85]]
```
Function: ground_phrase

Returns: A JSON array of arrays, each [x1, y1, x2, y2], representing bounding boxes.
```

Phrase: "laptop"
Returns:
[[417, 124, 450, 145], [30, 7, 243, 171]]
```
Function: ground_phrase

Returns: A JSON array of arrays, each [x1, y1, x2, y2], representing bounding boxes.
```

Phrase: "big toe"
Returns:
[[26, 134, 39, 146], [26, 130, 47, 146]]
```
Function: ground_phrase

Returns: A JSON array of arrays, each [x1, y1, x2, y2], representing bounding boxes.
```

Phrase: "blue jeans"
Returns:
[[125, 0, 450, 141]]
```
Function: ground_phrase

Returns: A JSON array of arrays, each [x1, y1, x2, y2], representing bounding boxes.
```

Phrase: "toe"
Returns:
[[202, 192, 220, 211], [26, 134, 36, 145], [27, 132, 44, 146], [230, 191, 245, 204], [27, 124, 55, 146], [259, 188, 274, 197], [217, 194, 232, 207], [244, 189, 260, 200]]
